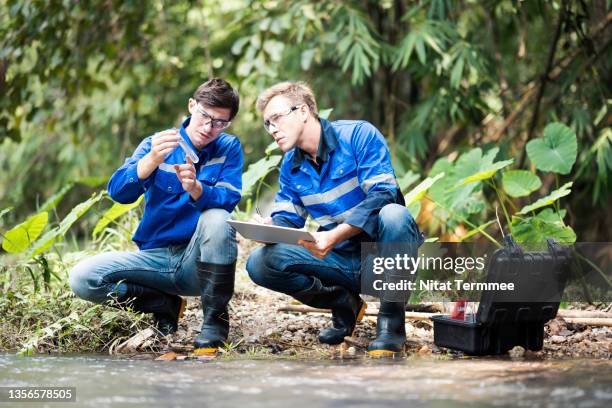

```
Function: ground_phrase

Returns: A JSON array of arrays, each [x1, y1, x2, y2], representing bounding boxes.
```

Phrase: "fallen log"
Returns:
[[557, 310, 612, 319], [115, 328, 156, 353], [562, 318, 612, 327], [278, 305, 612, 326]]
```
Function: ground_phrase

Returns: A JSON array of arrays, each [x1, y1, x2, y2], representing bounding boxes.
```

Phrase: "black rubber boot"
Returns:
[[293, 277, 367, 345], [367, 301, 406, 357], [115, 283, 186, 336], [193, 261, 236, 354]]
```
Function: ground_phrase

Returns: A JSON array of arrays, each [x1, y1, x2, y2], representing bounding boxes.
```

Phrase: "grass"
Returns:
[[0, 243, 153, 355]]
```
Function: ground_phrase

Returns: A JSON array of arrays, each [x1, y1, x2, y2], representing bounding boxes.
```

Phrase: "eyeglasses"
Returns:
[[195, 103, 231, 130], [263, 105, 301, 134]]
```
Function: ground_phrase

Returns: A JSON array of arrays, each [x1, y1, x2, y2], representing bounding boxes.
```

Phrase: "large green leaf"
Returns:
[[526, 122, 577, 174], [518, 182, 572, 214], [429, 148, 490, 224], [502, 170, 542, 197], [241, 155, 282, 198], [26, 192, 104, 258], [92, 195, 144, 238], [404, 172, 445, 205], [512, 209, 576, 244], [460, 159, 514, 185], [2, 212, 49, 253]]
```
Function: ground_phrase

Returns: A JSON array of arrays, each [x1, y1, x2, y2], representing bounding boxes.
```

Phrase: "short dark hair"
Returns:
[[193, 78, 240, 120]]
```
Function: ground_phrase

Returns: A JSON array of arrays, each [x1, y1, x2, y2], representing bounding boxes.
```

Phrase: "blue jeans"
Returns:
[[246, 203, 423, 296], [69, 209, 237, 303]]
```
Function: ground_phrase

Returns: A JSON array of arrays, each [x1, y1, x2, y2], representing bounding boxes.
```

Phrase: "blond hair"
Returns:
[[256, 81, 318, 116]]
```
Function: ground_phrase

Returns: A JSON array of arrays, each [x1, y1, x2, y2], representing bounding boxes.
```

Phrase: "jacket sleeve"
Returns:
[[107, 137, 153, 204], [189, 138, 243, 213], [270, 160, 308, 229], [344, 122, 399, 237]]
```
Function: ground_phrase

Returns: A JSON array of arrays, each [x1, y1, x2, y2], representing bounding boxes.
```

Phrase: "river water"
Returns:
[[1, 354, 611, 407]]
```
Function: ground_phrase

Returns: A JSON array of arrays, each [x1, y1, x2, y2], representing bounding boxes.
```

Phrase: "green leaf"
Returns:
[[526, 122, 577, 174], [404, 172, 445, 205], [502, 170, 542, 197], [518, 182, 572, 214], [450, 53, 464, 89], [0, 207, 12, 221], [533, 208, 567, 223], [2, 212, 49, 253], [93, 195, 143, 238], [27, 192, 104, 258], [241, 155, 282, 198], [512, 209, 576, 244], [460, 159, 514, 185]]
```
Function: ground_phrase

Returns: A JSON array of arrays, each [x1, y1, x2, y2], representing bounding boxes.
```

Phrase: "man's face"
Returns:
[[262, 95, 307, 152], [186, 98, 232, 150]]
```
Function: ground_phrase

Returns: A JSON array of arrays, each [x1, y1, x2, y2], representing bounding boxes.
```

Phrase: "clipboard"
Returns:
[[227, 220, 315, 245]]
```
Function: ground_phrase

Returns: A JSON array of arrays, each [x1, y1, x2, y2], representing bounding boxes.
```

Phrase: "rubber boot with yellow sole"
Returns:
[[193, 261, 235, 355], [367, 301, 406, 357]]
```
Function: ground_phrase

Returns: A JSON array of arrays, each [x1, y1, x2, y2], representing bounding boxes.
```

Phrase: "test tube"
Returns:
[[177, 132, 199, 164]]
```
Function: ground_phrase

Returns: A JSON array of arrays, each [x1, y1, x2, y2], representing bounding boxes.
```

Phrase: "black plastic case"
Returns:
[[431, 237, 571, 355]]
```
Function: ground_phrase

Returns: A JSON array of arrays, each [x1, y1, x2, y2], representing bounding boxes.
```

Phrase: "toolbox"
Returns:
[[430, 236, 572, 355]]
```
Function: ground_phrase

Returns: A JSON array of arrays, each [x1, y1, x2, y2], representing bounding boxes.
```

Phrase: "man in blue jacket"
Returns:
[[70, 78, 243, 353], [246, 82, 423, 356]]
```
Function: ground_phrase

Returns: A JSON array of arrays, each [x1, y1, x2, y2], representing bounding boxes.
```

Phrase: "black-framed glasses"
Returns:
[[195, 103, 231, 130], [263, 105, 301, 133]]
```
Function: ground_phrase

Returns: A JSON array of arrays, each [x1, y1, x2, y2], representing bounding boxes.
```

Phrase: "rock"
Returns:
[[508, 346, 525, 358], [550, 335, 566, 343]]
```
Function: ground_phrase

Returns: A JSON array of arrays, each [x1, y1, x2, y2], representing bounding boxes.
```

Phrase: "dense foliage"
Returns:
[[1, 0, 611, 250]]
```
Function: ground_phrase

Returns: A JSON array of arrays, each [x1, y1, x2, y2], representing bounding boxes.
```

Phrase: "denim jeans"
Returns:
[[69, 208, 237, 304], [246, 203, 423, 296]]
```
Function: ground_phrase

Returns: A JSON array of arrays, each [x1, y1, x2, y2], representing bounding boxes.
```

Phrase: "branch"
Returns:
[[517, 0, 568, 168]]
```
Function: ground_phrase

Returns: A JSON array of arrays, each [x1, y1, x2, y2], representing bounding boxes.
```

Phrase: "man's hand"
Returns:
[[252, 214, 273, 225], [299, 230, 337, 259], [249, 213, 273, 244], [137, 130, 180, 179], [298, 224, 362, 259], [150, 130, 180, 165], [174, 157, 203, 200]]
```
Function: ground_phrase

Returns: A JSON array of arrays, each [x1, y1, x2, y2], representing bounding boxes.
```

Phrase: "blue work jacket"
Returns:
[[271, 118, 404, 251], [108, 117, 243, 250]]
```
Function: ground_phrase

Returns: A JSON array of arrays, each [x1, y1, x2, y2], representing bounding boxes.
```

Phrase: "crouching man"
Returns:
[[70, 78, 243, 354], [246, 82, 424, 356]]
